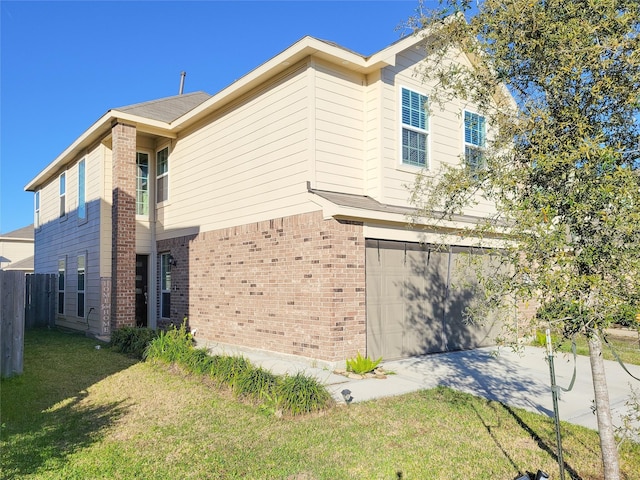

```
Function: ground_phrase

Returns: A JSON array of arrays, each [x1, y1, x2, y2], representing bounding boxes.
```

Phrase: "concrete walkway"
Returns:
[[198, 340, 640, 433]]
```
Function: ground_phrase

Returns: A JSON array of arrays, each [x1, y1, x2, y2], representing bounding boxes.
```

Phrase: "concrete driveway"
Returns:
[[326, 346, 640, 433]]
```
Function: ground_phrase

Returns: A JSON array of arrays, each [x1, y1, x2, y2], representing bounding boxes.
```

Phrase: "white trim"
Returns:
[[398, 85, 430, 170], [58, 256, 66, 315], [77, 158, 87, 224], [136, 151, 151, 218], [155, 146, 170, 206], [160, 252, 171, 319], [77, 253, 86, 318], [59, 171, 67, 219], [34, 191, 40, 229]]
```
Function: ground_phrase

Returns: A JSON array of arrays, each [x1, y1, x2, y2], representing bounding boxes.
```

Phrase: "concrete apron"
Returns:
[[197, 338, 640, 434]]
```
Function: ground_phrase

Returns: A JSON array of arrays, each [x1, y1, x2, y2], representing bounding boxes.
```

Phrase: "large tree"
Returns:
[[406, 1, 640, 478]]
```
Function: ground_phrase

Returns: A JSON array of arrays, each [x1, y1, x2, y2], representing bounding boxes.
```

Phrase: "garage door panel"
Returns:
[[447, 250, 504, 349], [367, 240, 505, 360]]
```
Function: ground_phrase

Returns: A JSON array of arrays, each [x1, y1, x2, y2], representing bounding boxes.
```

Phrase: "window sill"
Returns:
[[396, 163, 429, 174]]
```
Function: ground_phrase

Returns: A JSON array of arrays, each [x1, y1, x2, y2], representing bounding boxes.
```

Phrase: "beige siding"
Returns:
[[377, 47, 496, 216], [157, 65, 313, 237], [0, 240, 32, 269], [313, 60, 365, 194], [34, 143, 107, 335], [364, 71, 383, 199], [100, 145, 112, 277]]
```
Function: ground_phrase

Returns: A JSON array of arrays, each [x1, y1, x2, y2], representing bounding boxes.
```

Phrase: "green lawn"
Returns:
[[2, 329, 639, 479]]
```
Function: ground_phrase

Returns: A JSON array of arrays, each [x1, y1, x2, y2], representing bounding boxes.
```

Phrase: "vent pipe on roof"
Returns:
[[179, 71, 186, 95]]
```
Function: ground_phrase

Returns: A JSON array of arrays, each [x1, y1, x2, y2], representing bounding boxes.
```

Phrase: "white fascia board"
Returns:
[[24, 111, 173, 192], [172, 36, 392, 130], [25, 111, 113, 191], [109, 112, 175, 137], [366, 34, 424, 67]]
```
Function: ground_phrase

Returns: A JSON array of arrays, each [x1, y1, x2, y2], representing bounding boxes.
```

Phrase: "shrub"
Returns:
[[209, 355, 251, 388], [144, 324, 332, 415], [346, 351, 382, 375], [234, 366, 278, 399], [144, 323, 193, 364], [276, 372, 333, 415], [110, 327, 157, 359]]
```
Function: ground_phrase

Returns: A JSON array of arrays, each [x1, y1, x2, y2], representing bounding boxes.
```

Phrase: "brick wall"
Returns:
[[157, 211, 366, 362], [110, 122, 136, 330]]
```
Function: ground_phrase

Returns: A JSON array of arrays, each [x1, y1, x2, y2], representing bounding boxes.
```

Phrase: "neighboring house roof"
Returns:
[[2, 255, 34, 271], [0, 224, 34, 271], [115, 91, 212, 123], [0, 224, 34, 240]]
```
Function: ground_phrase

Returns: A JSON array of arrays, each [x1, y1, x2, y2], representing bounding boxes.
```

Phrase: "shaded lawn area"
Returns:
[[2, 329, 639, 479]]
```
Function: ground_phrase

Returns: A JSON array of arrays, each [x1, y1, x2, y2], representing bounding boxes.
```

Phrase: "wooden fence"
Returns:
[[1, 271, 26, 377], [1, 272, 56, 377], [25, 273, 57, 329]]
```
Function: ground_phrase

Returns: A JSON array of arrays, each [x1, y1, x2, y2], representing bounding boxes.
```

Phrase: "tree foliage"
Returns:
[[408, 0, 640, 335], [406, 1, 640, 478]]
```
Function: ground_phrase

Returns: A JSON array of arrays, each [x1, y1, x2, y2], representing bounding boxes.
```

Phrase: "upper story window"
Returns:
[[34, 191, 40, 228], [156, 147, 169, 204], [464, 111, 486, 172], [401, 87, 429, 168], [78, 159, 86, 221], [136, 152, 149, 216], [59, 172, 66, 218]]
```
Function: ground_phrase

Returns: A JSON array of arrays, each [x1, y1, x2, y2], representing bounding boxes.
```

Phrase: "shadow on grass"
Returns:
[[392, 349, 586, 478], [2, 393, 130, 478], [501, 404, 583, 480], [1, 329, 137, 478]]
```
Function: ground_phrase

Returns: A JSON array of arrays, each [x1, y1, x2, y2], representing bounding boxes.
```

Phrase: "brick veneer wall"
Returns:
[[110, 122, 137, 330], [157, 211, 366, 362]]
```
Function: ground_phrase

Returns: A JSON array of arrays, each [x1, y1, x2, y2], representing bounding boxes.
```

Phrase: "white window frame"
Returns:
[[464, 110, 486, 172], [400, 87, 429, 169], [78, 159, 87, 223], [58, 257, 66, 315], [77, 254, 86, 318], [156, 147, 169, 204], [59, 172, 67, 219], [160, 252, 171, 319], [34, 191, 40, 228], [136, 152, 150, 217]]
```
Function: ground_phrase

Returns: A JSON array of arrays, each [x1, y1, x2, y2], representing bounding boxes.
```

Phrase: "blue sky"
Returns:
[[0, 0, 426, 234]]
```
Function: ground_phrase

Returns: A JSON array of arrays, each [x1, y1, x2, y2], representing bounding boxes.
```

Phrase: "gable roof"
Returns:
[[23, 32, 458, 192], [0, 224, 34, 240], [115, 91, 212, 123], [2, 255, 34, 271]]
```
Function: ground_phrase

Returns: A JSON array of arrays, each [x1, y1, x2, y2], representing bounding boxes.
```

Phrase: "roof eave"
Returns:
[[172, 36, 397, 130], [24, 112, 173, 192]]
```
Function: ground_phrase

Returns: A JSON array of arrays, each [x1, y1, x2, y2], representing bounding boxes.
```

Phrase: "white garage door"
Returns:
[[366, 239, 504, 360]]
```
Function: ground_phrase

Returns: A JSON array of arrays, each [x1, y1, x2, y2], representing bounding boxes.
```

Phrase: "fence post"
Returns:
[[0, 271, 26, 377]]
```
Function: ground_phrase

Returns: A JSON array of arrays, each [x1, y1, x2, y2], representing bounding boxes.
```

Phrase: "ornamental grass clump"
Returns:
[[143, 322, 193, 365], [143, 326, 332, 415], [110, 326, 157, 359], [346, 351, 382, 375], [276, 372, 333, 416]]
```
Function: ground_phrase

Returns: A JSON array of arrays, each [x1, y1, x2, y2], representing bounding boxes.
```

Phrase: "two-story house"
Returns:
[[25, 33, 510, 362]]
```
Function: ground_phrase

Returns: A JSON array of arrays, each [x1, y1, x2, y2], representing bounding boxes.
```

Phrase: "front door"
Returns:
[[135, 255, 149, 327]]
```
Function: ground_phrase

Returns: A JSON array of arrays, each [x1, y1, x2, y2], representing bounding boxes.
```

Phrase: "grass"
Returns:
[[537, 329, 640, 366], [2, 329, 640, 479]]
